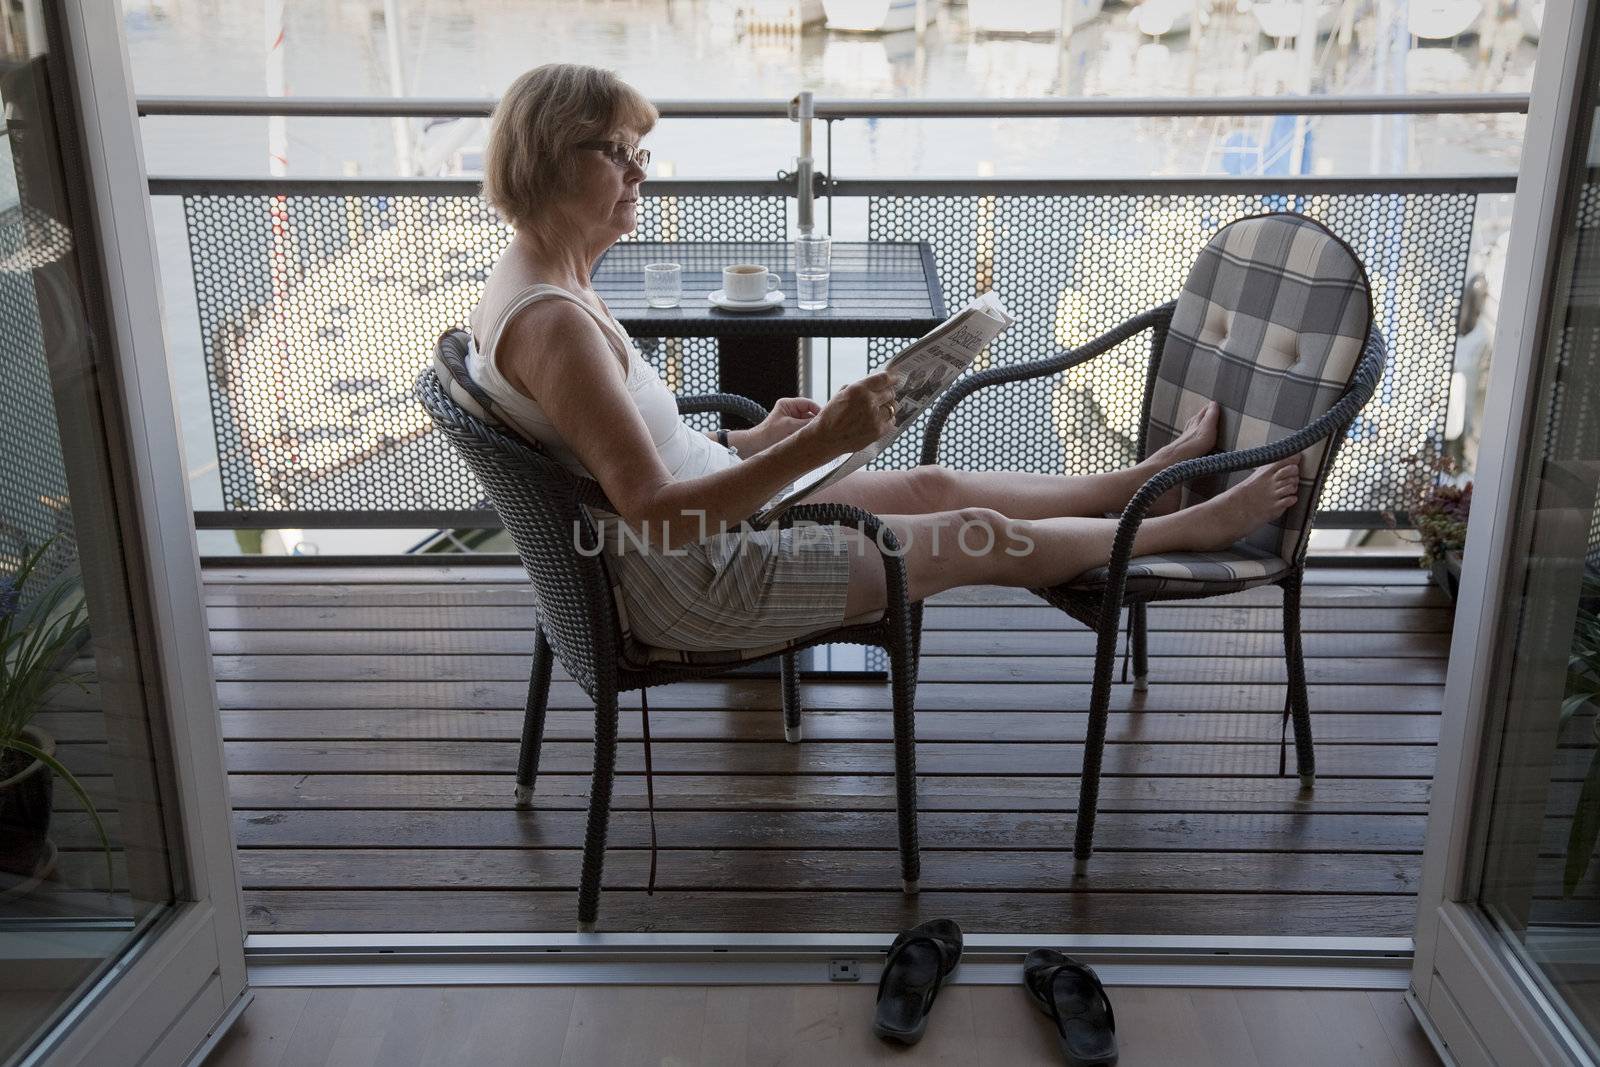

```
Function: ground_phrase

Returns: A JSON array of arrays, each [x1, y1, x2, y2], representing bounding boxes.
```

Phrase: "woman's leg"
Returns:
[[814, 402, 1221, 521], [838, 459, 1299, 620]]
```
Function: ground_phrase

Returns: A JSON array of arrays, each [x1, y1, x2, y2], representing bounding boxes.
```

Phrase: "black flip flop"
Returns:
[[872, 918, 963, 1045], [1023, 948, 1118, 1066]]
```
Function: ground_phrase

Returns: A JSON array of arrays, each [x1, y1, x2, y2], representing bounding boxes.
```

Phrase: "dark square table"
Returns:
[[595, 240, 945, 413], [593, 240, 946, 679]]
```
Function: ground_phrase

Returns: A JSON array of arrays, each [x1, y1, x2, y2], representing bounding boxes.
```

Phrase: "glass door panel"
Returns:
[[1475, 20, 1600, 1060], [0, 5, 182, 1062]]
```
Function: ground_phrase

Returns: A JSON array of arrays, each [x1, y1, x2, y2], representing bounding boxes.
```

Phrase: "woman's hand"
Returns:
[[752, 396, 822, 452], [803, 371, 898, 456]]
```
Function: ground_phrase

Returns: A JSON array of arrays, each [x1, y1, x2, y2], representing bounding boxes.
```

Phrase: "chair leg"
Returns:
[[577, 690, 621, 932], [1282, 574, 1316, 789], [515, 627, 554, 807], [780, 652, 802, 743], [1075, 609, 1121, 875], [888, 635, 922, 895], [1131, 603, 1149, 692]]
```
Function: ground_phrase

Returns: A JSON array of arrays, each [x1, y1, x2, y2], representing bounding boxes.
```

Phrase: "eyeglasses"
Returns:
[[576, 140, 651, 170]]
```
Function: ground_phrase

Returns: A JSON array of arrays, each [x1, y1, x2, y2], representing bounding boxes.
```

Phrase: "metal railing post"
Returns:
[[791, 89, 814, 236]]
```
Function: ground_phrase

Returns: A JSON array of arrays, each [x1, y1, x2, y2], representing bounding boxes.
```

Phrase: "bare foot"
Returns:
[[1146, 401, 1221, 516], [1182, 461, 1300, 551]]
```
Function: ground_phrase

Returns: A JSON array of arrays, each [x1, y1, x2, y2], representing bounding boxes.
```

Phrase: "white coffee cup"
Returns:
[[723, 264, 781, 303]]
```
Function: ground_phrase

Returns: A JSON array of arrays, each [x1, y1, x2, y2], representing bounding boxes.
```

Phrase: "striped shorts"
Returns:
[[592, 511, 855, 652]]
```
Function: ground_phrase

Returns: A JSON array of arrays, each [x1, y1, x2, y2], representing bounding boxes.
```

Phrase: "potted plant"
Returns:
[[1413, 480, 1471, 600], [0, 538, 111, 895], [1386, 453, 1471, 600]]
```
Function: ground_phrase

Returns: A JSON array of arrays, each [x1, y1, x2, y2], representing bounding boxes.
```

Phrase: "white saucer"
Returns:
[[708, 289, 785, 311]]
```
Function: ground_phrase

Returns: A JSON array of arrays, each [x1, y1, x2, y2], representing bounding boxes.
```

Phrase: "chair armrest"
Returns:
[[677, 392, 769, 427], [920, 302, 1177, 465], [1090, 329, 1389, 628]]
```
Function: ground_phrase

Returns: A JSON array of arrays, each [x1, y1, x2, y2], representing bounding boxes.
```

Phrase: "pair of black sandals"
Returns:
[[872, 919, 1118, 1065]]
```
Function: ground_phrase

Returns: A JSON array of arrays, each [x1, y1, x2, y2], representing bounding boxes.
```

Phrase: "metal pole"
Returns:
[[791, 89, 814, 235]]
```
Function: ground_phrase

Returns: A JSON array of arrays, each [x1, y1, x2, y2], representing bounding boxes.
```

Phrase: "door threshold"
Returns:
[[245, 933, 1413, 991]]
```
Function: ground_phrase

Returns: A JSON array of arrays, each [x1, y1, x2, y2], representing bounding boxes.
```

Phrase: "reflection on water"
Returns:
[[125, 0, 1533, 179]]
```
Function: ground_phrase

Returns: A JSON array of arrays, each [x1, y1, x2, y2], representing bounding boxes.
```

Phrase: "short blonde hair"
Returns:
[[482, 64, 658, 233]]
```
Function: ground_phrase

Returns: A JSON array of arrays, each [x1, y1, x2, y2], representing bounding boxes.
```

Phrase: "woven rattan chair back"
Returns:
[[415, 332, 622, 697]]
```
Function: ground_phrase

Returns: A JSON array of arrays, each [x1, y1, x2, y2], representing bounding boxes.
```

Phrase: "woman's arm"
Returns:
[[502, 303, 885, 550], [702, 397, 821, 456]]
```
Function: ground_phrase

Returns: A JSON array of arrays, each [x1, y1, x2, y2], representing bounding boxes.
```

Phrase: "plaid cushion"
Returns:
[[1143, 213, 1372, 563], [1067, 540, 1288, 595]]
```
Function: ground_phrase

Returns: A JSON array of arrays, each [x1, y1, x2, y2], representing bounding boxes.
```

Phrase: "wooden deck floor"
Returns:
[[201, 558, 1449, 937]]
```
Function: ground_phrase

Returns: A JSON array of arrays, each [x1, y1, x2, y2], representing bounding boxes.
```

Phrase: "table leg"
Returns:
[[716, 335, 801, 422]]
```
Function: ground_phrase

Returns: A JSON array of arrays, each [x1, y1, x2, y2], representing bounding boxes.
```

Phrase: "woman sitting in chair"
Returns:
[[467, 63, 1301, 653]]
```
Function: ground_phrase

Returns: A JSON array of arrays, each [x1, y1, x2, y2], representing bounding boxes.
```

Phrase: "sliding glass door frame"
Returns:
[[21, 4, 244, 1064], [1409, 0, 1600, 1062]]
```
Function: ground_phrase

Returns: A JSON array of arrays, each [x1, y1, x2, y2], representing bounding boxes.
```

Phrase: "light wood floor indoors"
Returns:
[[204, 983, 1443, 1067], [194, 556, 1447, 937]]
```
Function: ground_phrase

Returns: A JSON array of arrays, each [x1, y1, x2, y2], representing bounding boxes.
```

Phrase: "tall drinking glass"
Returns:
[[796, 234, 831, 310], [644, 262, 682, 308]]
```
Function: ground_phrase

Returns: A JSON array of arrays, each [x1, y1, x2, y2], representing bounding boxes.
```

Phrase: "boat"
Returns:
[[822, 0, 935, 32], [1131, 0, 1193, 38], [967, 0, 1105, 35], [1248, 0, 1339, 39], [708, 0, 826, 31], [1408, 0, 1485, 39], [1519, 0, 1543, 40]]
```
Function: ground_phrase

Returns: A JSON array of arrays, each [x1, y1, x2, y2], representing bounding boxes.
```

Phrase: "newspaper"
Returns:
[[753, 292, 1015, 526]]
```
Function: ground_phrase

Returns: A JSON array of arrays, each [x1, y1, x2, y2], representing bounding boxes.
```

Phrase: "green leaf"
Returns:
[[1565, 747, 1600, 896], [1562, 693, 1597, 726], [1, 736, 114, 891]]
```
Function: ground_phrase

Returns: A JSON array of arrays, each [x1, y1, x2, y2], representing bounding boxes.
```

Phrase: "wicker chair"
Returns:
[[415, 328, 925, 930], [918, 212, 1389, 873]]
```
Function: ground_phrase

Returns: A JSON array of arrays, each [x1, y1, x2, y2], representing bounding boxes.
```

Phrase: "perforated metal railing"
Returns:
[[174, 184, 786, 518], [141, 95, 1522, 532], [164, 180, 1495, 529], [864, 187, 1477, 520]]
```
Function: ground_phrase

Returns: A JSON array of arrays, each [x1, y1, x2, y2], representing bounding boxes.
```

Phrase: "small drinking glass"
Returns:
[[797, 270, 830, 311], [795, 234, 831, 310], [644, 262, 682, 308]]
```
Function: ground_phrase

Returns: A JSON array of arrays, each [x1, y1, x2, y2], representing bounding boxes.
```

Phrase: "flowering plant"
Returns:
[[1411, 481, 1471, 568], [0, 538, 110, 883], [1384, 452, 1471, 568]]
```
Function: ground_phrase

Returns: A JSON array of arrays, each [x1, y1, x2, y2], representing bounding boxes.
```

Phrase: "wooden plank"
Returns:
[[207, 626, 1451, 659], [196, 563, 1427, 588], [199, 566, 1429, 589], [238, 889, 1419, 935], [206, 652, 1445, 686], [200, 577, 1435, 608], [234, 847, 1421, 894], [222, 739, 1440, 777], [217, 709, 1441, 744], [205, 602, 1454, 633], [200, 582, 1445, 612], [214, 680, 1445, 713], [226, 771, 1433, 814], [227, 808, 1425, 852]]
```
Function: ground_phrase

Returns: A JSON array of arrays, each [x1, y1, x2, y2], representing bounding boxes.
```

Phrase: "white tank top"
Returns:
[[465, 282, 739, 482]]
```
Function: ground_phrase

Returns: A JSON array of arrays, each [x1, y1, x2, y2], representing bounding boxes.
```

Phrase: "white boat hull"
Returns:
[[968, 0, 1105, 34], [1408, 0, 1485, 39], [823, 0, 934, 32], [1250, 1, 1338, 39]]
